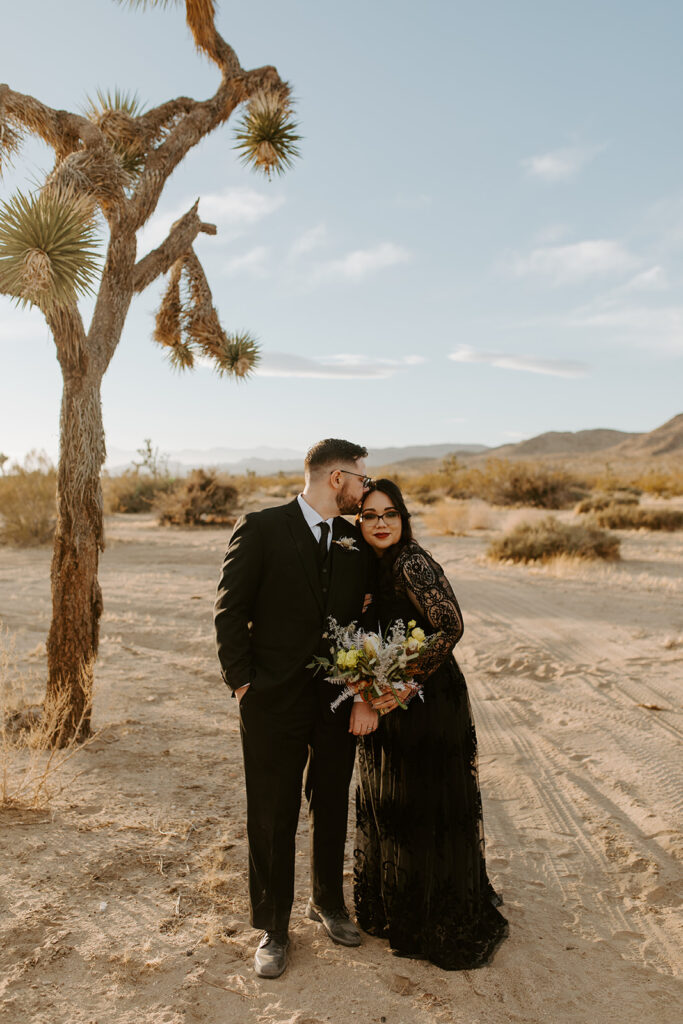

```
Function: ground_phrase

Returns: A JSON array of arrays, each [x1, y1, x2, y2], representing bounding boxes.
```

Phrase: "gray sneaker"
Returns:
[[306, 900, 362, 947], [254, 930, 289, 978]]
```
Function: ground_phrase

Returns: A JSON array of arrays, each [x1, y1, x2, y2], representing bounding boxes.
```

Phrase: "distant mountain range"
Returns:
[[106, 414, 683, 474], [106, 442, 488, 475]]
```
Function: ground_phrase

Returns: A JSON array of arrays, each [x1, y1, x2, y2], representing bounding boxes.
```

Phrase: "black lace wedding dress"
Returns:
[[354, 540, 508, 969]]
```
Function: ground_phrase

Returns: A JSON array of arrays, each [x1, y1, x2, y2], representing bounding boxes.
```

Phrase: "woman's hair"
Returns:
[[360, 477, 414, 555]]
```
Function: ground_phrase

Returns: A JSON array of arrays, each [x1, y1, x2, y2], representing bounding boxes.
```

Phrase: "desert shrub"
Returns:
[[405, 471, 450, 505], [0, 451, 56, 546], [103, 469, 176, 513], [451, 459, 585, 509], [259, 471, 305, 498], [584, 465, 683, 497], [423, 499, 496, 536], [575, 491, 640, 514], [156, 468, 239, 526], [487, 515, 620, 563], [630, 468, 683, 497], [589, 506, 683, 531]]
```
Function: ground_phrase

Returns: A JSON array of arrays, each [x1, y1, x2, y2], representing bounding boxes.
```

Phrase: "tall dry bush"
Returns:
[[156, 468, 239, 526], [0, 451, 56, 545], [488, 516, 620, 563], [103, 469, 176, 513], [452, 459, 585, 509]]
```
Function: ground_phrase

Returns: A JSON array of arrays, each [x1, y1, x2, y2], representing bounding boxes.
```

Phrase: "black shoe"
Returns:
[[254, 930, 289, 978], [306, 899, 362, 947]]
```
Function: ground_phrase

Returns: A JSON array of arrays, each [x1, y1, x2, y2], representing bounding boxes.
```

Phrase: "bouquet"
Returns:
[[308, 617, 440, 712]]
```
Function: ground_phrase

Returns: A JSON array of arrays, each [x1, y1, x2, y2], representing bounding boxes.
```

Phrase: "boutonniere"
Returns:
[[333, 536, 359, 553]]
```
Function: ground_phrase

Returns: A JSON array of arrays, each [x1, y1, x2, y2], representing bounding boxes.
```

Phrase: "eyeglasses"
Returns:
[[333, 469, 374, 489], [359, 509, 401, 524]]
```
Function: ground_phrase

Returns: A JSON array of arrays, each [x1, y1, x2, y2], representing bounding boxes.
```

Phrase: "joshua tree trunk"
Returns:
[[0, 1, 299, 747], [46, 362, 106, 745]]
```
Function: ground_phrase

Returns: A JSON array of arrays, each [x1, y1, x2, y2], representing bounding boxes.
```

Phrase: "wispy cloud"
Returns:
[[255, 352, 424, 379], [224, 246, 270, 276], [139, 187, 284, 249], [620, 266, 668, 292], [522, 143, 605, 182], [289, 223, 327, 259], [315, 243, 411, 282], [512, 239, 637, 285], [449, 346, 588, 378], [567, 304, 683, 353]]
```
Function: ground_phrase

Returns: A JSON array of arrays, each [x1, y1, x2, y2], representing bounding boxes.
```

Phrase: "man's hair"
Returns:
[[304, 438, 368, 476]]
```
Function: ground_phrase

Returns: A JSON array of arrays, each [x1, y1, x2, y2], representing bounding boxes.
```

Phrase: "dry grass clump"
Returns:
[[487, 516, 620, 564], [1, 628, 95, 808], [156, 469, 239, 526], [0, 451, 56, 546], [103, 469, 176, 513], [422, 499, 497, 536], [575, 491, 640, 514], [589, 506, 683, 532]]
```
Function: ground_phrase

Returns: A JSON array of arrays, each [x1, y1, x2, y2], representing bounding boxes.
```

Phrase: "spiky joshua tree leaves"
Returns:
[[0, 2, 300, 745]]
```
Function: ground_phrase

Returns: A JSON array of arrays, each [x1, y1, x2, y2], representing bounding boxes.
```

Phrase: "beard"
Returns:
[[336, 481, 362, 516]]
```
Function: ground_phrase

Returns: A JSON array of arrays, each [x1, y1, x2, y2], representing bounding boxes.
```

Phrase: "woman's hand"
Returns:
[[371, 685, 414, 715], [349, 700, 379, 736]]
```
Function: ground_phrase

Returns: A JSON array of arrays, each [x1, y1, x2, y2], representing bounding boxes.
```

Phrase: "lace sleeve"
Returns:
[[394, 544, 464, 681]]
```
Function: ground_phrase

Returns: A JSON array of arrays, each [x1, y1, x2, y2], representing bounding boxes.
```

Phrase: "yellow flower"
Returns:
[[411, 627, 425, 644], [345, 649, 360, 669], [336, 650, 348, 668], [407, 620, 416, 630]]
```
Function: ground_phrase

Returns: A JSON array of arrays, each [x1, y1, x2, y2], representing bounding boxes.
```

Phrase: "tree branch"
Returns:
[[128, 63, 280, 231], [132, 200, 217, 293], [1, 83, 102, 160]]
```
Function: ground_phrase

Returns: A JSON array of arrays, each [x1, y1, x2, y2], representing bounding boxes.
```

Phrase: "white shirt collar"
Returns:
[[297, 494, 335, 536]]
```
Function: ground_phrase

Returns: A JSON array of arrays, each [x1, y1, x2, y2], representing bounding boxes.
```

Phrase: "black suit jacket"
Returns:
[[214, 498, 369, 697]]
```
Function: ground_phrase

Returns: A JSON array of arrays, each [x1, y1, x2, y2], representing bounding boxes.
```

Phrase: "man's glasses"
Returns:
[[359, 509, 401, 524], [334, 469, 374, 489]]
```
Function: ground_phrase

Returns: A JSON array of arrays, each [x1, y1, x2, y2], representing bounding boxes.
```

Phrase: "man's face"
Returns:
[[335, 459, 371, 515]]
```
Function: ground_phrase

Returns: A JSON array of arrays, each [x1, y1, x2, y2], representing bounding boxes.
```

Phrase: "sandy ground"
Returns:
[[0, 507, 681, 1024]]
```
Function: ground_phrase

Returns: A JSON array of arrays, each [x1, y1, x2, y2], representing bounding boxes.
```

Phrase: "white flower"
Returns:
[[333, 536, 359, 552]]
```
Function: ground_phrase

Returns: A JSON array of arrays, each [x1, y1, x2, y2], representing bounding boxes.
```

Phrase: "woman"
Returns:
[[353, 479, 508, 969]]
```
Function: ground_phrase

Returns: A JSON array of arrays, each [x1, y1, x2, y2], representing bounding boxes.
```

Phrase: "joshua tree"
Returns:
[[0, 0, 299, 745]]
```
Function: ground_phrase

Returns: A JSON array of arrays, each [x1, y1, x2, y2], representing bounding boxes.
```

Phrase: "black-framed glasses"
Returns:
[[359, 509, 401, 524], [333, 469, 374, 489]]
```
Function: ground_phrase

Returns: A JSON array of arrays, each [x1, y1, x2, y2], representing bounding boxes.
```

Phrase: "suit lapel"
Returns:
[[326, 517, 361, 611], [284, 499, 324, 612]]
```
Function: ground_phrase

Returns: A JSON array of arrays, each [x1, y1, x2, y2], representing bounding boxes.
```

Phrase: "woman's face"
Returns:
[[360, 490, 403, 554]]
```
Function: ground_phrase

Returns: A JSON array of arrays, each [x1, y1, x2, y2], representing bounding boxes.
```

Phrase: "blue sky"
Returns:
[[1, 0, 682, 462]]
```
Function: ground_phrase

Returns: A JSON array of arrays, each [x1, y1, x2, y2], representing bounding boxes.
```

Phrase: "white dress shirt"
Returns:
[[297, 494, 335, 549], [297, 494, 363, 703]]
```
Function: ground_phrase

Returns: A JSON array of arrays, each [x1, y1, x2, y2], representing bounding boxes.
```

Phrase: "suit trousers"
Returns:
[[238, 677, 356, 932]]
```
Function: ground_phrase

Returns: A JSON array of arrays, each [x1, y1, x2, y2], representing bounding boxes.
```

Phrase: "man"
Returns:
[[214, 438, 378, 978]]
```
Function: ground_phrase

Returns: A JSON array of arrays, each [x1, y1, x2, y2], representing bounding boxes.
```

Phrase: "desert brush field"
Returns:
[[0, 499, 681, 1024]]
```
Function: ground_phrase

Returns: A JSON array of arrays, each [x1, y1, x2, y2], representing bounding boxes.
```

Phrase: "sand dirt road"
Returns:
[[1, 512, 681, 1024]]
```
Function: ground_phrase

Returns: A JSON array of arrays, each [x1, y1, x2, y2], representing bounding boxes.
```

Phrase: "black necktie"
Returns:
[[317, 521, 330, 564]]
